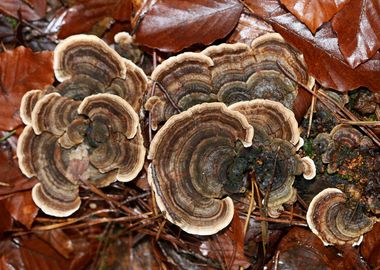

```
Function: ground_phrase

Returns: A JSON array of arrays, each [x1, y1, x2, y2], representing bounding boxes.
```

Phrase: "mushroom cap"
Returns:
[[306, 188, 375, 246], [17, 92, 145, 216], [148, 103, 253, 235], [145, 33, 313, 129], [229, 99, 300, 146], [54, 34, 126, 84], [78, 93, 139, 139], [18, 128, 84, 217], [302, 157, 316, 180], [250, 33, 315, 92], [19, 89, 44, 126], [31, 93, 80, 136]]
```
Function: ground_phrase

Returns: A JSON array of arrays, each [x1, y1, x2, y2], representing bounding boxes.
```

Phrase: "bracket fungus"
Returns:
[[148, 100, 315, 234], [52, 34, 147, 112], [145, 33, 314, 130], [18, 49, 146, 218], [148, 103, 253, 235], [18, 92, 145, 216], [307, 188, 376, 246]]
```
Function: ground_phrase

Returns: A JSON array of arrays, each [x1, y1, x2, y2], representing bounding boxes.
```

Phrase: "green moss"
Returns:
[[4, 16, 18, 28], [303, 138, 314, 157]]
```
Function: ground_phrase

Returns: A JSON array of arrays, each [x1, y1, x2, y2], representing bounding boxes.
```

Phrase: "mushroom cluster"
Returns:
[[17, 35, 147, 217], [148, 100, 315, 235], [143, 34, 317, 235], [307, 188, 376, 246], [145, 33, 314, 130]]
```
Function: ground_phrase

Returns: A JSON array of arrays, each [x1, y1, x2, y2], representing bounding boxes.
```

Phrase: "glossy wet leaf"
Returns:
[[4, 190, 38, 229], [134, 0, 243, 52], [58, 0, 132, 38], [280, 0, 350, 33], [227, 10, 274, 45], [266, 227, 367, 270], [0, 47, 53, 130], [361, 222, 380, 268], [332, 0, 380, 68], [244, 0, 380, 92], [0, 0, 46, 21]]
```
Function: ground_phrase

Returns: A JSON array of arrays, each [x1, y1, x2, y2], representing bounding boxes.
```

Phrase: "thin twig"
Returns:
[[277, 61, 380, 146], [307, 85, 318, 137], [155, 81, 182, 113], [243, 170, 255, 236]]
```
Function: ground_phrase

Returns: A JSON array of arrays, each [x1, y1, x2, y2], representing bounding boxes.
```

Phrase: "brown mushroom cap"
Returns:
[[17, 92, 145, 216], [302, 157, 316, 180], [19, 89, 45, 126], [306, 188, 376, 246], [145, 34, 314, 129], [31, 93, 80, 135], [78, 93, 139, 139], [18, 128, 83, 216], [148, 103, 253, 235], [250, 33, 314, 93], [54, 34, 126, 84], [229, 99, 300, 146]]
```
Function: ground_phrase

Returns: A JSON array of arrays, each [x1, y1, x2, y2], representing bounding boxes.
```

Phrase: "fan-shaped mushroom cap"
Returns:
[[54, 34, 126, 84], [19, 89, 44, 126], [31, 93, 80, 136], [78, 93, 139, 139], [105, 59, 148, 112], [146, 34, 314, 129], [18, 128, 83, 216], [17, 92, 145, 216], [302, 157, 316, 180], [229, 99, 300, 146], [55, 74, 104, 100], [148, 103, 253, 235], [306, 188, 376, 246], [250, 33, 314, 92]]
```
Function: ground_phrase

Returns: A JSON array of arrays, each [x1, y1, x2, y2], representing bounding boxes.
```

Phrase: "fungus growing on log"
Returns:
[[145, 33, 314, 129], [307, 188, 376, 246]]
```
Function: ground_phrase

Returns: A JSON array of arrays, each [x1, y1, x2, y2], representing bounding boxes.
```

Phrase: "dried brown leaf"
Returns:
[[35, 230, 75, 259], [4, 190, 38, 229], [201, 213, 251, 269], [0, 0, 46, 21], [266, 227, 368, 270], [0, 201, 13, 235], [244, 0, 380, 92], [280, 0, 350, 33], [0, 47, 53, 130], [227, 10, 274, 45], [134, 0, 243, 52], [332, 0, 380, 68], [0, 231, 97, 270], [58, 0, 132, 38], [361, 222, 380, 268]]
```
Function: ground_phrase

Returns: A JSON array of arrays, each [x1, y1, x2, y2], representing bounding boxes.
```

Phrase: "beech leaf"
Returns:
[[4, 191, 38, 229], [244, 0, 380, 92], [57, 0, 132, 39], [134, 0, 243, 52], [332, 0, 380, 68], [0, 0, 46, 21], [0, 47, 54, 130], [227, 10, 274, 45], [280, 0, 350, 33]]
